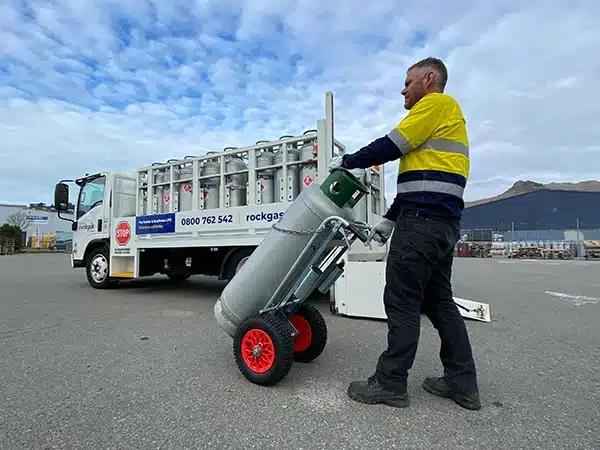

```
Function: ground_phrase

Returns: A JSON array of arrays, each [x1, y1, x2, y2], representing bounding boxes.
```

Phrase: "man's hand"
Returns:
[[328, 156, 344, 171], [366, 217, 395, 246]]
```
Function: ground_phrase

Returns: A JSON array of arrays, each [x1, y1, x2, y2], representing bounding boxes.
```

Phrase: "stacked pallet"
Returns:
[[0, 236, 15, 255], [490, 242, 506, 257], [542, 248, 573, 259], [467, 242, 492, 258], [513, 246, 544, 259], [583, 240, 600, 260]]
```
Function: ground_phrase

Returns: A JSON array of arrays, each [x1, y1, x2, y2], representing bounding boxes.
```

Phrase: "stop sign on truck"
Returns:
[[115, 221, 131, 246]]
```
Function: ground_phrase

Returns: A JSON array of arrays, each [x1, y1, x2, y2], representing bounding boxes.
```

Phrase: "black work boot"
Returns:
[[422, 376, 481, 410], [347, 375, 409, 408]]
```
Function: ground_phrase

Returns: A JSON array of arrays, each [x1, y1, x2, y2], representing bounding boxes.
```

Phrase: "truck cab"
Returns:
[[54, 171, 137, 287]]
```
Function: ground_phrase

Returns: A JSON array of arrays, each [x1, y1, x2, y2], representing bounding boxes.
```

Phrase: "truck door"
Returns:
[[72, 174, 108, 262]]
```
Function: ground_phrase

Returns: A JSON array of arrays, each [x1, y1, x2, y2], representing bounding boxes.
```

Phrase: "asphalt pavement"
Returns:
[[1, 253, 598, 449]]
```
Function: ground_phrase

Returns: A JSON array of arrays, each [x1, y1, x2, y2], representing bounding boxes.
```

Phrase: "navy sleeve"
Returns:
[[383, 194, 402, 222], [341, 135, 401, 170]]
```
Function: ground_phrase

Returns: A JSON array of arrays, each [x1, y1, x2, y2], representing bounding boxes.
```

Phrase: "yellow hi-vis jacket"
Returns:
[[341, 92, 469, 220]]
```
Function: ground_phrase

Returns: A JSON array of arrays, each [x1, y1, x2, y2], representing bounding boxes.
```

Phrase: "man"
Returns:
[[329, 57, 481, 410]]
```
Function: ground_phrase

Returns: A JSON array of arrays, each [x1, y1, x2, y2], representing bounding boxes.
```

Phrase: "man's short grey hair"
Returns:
[[408, 57, 448, 92]]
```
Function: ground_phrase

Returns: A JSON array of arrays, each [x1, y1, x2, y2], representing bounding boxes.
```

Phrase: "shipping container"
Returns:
[[456, 242, 469, 257]]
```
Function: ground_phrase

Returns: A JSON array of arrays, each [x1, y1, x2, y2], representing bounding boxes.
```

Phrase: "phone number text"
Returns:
[[181, 215, 234, 226]]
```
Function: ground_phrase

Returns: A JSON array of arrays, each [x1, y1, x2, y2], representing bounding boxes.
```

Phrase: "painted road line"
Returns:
[[545, 291, 600, 306]]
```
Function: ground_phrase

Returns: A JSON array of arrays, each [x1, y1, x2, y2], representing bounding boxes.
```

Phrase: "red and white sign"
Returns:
[[115, 221, 131, 246], [163, 193, 170, 204], [303, 175, 313, 186], [260, 183, 265, 191], [183, 184, 192, 193]]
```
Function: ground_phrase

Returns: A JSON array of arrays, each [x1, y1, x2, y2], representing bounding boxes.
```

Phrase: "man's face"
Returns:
[[401, 68, 432, 110]]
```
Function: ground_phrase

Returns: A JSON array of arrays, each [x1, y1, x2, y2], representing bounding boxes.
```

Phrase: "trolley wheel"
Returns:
[[233, 314, 295, 386], [290, 303, 328, 363]]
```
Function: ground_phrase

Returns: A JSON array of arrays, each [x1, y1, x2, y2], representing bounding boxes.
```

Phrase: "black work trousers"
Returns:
[[375, 209, 478, 395]]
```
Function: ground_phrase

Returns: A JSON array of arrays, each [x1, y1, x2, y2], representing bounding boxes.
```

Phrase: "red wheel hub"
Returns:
[[290, 315, 312, 352], [241, 329, 275, 373]]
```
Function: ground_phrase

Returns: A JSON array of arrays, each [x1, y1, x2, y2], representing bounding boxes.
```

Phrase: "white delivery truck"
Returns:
[[53, 92, 388, 295]]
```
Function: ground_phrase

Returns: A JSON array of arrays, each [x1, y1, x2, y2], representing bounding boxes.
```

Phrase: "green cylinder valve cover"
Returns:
[[320, 168, 369, 209]]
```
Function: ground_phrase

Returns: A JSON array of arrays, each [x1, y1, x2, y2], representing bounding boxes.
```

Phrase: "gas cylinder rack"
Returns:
[[135, 138, 383, 223], [135, 129, 342, 217], [134, 94, 385, 237]]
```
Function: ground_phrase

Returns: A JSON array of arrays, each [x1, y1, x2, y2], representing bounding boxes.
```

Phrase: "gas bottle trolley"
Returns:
[[232, 211, 372, 386]]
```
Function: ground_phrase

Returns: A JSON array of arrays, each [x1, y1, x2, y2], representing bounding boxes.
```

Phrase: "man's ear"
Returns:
[[425, 70, 436, 89]]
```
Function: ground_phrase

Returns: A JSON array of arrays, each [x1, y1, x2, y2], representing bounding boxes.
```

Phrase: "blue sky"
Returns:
[[1, 0, 599, 206]]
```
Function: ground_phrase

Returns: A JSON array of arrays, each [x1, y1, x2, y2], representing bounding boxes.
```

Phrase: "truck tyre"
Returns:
[[224, 247, 255, 280], [167, 273, 191, 282], [290, 303, 328, 363], [86, 246, 118, 289], [233, 313, 295, 386]]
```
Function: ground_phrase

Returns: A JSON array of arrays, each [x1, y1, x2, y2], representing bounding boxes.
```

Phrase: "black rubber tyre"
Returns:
[[166, 273, 191, 282], [86, 245, 119, 289], [225, 247, 255, 281], [290, 303, 328, 363], [233, 314, 295, 386]]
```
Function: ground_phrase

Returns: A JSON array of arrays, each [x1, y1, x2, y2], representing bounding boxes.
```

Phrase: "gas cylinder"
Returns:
[[274, 145, 300, 202], [225, 152, 248, 207], [201, 153, 220, 209], [158, 159, 178, 213], [151, 162, 163, 214], [299, 130, 318, 192], [214, 168, 369, 337], [256, 149, 275, 204], [153, 162, 171, 213], [177, 156, 194, 212]]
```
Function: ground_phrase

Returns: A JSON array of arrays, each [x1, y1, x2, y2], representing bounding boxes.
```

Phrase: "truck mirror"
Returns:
[[54, 183, 69, 211]]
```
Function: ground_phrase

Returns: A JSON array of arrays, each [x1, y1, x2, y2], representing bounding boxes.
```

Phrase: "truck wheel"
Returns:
[[167, 273, 191, 282], [290, 303, 328, 363], [86, 246, 118, 289], [225, 247, 255, 280], [233, 314, 294, 386]]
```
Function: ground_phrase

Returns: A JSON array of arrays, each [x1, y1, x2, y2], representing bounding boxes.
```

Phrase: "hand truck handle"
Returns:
[[346, 221, 371, 243]]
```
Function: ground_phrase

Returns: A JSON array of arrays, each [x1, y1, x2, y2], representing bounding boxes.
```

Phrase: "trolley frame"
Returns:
[[259, 216, 371, 330]]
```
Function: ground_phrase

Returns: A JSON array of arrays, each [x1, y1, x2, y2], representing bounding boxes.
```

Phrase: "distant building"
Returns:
[[0, 203, 74, 245], [461, 190, 600, 231]]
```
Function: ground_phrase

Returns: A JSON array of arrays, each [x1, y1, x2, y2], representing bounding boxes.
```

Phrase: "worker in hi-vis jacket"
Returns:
[[329, 57, 481, 411]]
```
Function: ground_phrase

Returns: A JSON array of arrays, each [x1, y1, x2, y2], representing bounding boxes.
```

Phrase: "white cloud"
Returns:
[[0, 0, 599, 207]]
